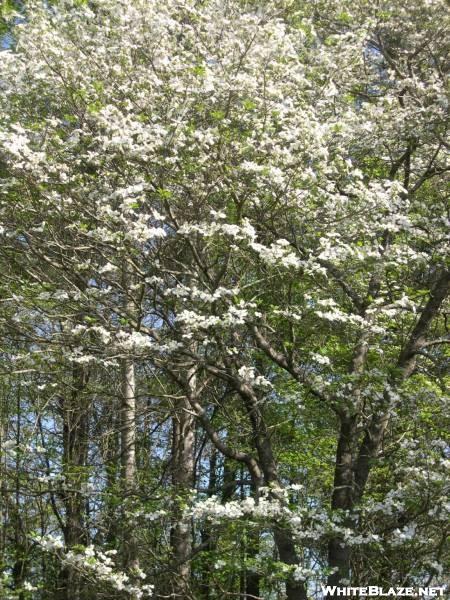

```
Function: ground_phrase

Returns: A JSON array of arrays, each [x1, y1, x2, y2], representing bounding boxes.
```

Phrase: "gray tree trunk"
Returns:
[[59, 364, 89, 600], [120, 356, 139, 573], [170, 370, 196, 597]]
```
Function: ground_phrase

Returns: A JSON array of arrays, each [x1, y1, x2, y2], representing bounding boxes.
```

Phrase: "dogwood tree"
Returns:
[[0, 0, 448, 598]]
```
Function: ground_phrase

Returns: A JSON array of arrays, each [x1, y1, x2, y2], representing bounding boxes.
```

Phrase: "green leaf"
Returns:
[[157, 188, 173, 199], [210, 109, 226, 121], [243, 99, 256, 110]]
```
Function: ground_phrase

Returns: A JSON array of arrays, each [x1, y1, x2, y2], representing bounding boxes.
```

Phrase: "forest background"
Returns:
[[0, 0, 448, 599]]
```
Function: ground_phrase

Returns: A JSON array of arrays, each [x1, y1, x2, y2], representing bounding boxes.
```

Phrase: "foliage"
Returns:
[[0, 0, 448, 598]]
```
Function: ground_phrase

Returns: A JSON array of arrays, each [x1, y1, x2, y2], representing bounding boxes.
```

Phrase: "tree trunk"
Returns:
[[170, 372, 196, 597], [120, 357, 139, 573], [327, 415, 357, 588], [59, 364, 89, 600], [327, 270, 449, 591], [244, 479, 260, 600], [239, 383, 307, 600]]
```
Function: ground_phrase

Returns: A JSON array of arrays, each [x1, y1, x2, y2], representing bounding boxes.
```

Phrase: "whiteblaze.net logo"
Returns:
[[321, 586, 446, 597]]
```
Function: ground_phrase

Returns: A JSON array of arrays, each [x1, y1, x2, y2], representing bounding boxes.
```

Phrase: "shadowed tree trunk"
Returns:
[[58, 364, 90, 600], [120, 356, 139, 575], [326, 269, 450, 593], [170, 369, 196, 597], [238, 382, 307, 600], [118, 257, 141, 586]]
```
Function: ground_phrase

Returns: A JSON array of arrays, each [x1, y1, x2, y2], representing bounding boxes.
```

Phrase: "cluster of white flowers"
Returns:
[[237, 366, 273, 389], [190, 494, 286, 524], [177, 303, 250, 335], [71, 324, 112, 345], [165, 284, 239, 303], [142, 510, 167, 521], [115, 331, 153, 353], [35, 534, 64, 551], [1, 440, 47, 457], [98, 262, 118, 275], [1, 439, 17, 452], [250, 239, 303, 269], [178, 219, 256, 242], [292, 565, 317, 582], [125, 220, 167, 245], [35, 537, 154, 597], [310, 353, 331, 366], [0, 124, 46, 173]]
